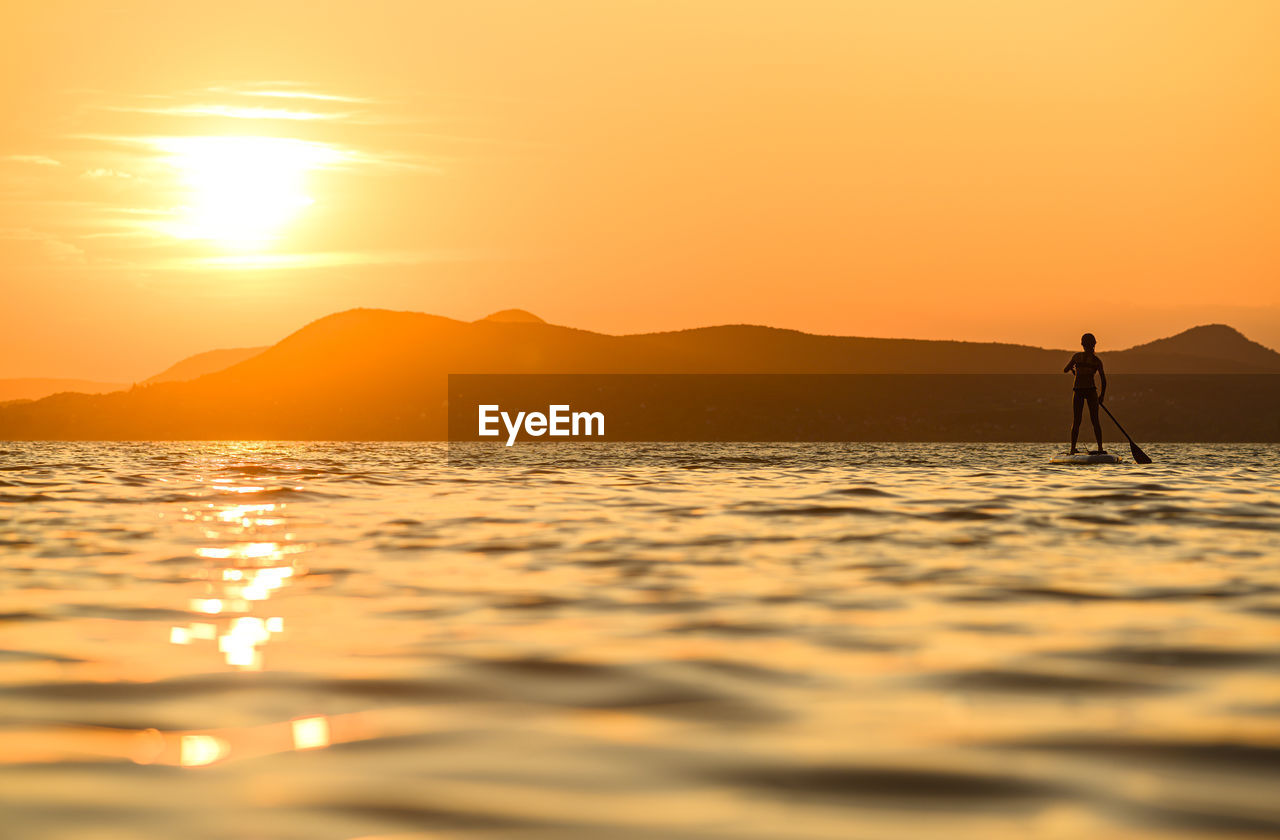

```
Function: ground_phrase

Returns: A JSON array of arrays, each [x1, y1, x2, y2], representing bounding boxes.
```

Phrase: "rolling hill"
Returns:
[[0, 378, 126, 404], [1119, 324, 1280, 372], [0, 309, 1276, 440], [141, 346, 267, 385]]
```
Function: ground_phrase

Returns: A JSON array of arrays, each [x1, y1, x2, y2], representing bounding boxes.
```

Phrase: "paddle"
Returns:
[[1100, 404, 1152, 464]]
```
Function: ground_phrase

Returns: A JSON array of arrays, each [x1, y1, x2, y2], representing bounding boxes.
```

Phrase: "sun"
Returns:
[[156, 136, 340, 250]]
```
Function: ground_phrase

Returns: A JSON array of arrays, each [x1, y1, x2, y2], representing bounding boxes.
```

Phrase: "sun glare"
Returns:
[[156, 136, 340, 250]]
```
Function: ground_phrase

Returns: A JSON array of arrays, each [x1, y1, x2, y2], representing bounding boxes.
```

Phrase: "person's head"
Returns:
[[1081, 332, 1097, 351]]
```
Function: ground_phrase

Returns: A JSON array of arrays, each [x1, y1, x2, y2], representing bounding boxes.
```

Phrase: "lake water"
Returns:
[[1, 441, 1278, 840]]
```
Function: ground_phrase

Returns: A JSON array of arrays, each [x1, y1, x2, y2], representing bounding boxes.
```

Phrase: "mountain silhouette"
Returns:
[[173, 308, 1280, 377], [0, 378, 126, 405], [142, 346, 267, 385], [1119, 324, 1280, 372], [0, 308, 1275, 440], [475, 309, 547, 324]]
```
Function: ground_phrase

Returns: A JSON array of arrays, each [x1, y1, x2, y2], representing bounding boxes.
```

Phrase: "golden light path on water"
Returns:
[[0, 463, 351, 770], [168, 474, 322, 765], [0, 454, 667, 775]]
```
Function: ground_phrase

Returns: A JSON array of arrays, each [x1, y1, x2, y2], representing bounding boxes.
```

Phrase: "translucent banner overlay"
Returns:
[[446, 372, 1279, 454]]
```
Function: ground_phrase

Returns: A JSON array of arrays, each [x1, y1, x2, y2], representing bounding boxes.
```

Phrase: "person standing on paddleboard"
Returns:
[[1064, 333, 1107, 455]]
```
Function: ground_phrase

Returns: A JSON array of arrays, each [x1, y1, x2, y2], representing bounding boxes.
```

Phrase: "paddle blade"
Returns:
[[1130, 441, 1152, 464]]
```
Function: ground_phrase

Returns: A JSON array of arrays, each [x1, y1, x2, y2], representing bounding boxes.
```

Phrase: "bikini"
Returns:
[[1072, 352, 1101, 394]]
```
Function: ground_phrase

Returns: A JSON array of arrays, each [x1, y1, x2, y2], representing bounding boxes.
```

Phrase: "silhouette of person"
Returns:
[[1064, 333, 1106, 454]]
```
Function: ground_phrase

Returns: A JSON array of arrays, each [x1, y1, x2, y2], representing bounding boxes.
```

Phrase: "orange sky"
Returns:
[[2, 1, 1277, 380]]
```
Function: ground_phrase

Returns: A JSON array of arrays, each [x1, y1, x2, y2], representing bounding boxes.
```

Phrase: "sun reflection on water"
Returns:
[[291, 716, 331, 750], [168, 491, 305, 670], [150, 473, 332, 768], [179, 734, 228, 767]]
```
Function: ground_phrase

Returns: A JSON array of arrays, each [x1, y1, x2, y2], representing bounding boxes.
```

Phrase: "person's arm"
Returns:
[[1098, 357, 1106, 402], [1063, 353, 1076, 374]]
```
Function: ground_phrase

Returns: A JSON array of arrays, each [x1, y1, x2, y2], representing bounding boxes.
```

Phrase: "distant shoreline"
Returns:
[[2, 374, 1275, 442], [3, 310, 1277, 442]]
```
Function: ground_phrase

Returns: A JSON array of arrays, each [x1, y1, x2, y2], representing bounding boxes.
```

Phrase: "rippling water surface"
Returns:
[[2, 441, 1278, 839]]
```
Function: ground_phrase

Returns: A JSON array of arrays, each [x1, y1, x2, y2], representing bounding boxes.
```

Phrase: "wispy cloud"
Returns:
[[167, 249, 476, 271], [82, 168, 132, 179], [210, 85, 376, 105], [99, 103, 349, 122], [3, 155, 62, 167], [0, 227, 88, 266], [68, 133, 443, 175]]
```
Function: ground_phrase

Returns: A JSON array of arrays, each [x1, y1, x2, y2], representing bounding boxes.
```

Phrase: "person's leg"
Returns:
[[1070, 391, 1084, 453], [1087, 392, 1104, 452]]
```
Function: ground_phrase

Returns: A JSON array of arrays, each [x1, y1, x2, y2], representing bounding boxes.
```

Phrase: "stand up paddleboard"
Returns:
[[1050, 452, 1123, 465]]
